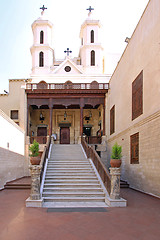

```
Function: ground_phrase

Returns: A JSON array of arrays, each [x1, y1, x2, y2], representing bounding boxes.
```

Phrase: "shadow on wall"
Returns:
[[0, 147, 26, 189]]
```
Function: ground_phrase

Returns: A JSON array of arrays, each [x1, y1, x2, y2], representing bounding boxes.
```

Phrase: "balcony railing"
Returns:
[[85, 136, 102, 144], [26, 82, 109, 91], [30, 136, 47, 144]]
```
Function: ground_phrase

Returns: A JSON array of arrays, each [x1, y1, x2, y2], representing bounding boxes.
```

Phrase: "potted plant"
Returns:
[[110, 142, 122, 168], [29, 140, 40, 165]]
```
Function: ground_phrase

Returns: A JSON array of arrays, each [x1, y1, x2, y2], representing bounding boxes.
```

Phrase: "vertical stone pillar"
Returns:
[[30, 165, 42, 200], [109, 167, 121, 199]]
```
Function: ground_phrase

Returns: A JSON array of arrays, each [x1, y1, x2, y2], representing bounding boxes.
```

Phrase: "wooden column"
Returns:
[[80, 98, 84, 136], [27, 104, 30, 136], [103, 102, 105, 136], [49, 98, 53, 136]]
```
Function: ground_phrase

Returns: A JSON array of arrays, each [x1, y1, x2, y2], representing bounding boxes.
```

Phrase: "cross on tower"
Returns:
[[86, 6, 94, 13], [40, 5, 47, 12], [64, 48, 72, 56]]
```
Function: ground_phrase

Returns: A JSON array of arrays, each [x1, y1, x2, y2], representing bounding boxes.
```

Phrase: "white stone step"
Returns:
[[44, 183, 101, 188], [43, 196, 105, 202], [45, 173, 95, 176], [44, 179, 100, 184], [45, 176, 98, 180], [42, 144, 106, 206], [43, 187, 103, 192]]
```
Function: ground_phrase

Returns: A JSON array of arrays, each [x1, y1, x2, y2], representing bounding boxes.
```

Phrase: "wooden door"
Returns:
[[37, 127, 47, 144], [60, 127, 70, 144]]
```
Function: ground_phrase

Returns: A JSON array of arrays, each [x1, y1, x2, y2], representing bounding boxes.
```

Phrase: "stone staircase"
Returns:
[[42, 144, 107, 207]]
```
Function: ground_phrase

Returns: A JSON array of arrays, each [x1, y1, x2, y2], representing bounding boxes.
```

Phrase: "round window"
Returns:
[[64, 66, 71, 72]]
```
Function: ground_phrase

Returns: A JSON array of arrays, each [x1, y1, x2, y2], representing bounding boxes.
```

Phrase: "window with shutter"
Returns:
[[132, 71, 143, 120], [110, 105, 115, 135], [130, 132, 139, 164], [11, 110, 18, 119]]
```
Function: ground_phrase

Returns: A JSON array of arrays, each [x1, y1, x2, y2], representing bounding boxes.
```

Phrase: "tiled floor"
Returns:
[[0, 188, 159, 240]]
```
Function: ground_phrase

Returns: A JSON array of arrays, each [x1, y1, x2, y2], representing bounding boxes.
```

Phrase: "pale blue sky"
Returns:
[[0, 0, 149, 93]]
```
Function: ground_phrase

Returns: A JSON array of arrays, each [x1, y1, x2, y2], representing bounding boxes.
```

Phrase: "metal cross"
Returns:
[[40, 5, 47, 12], [86, 6, 94, 13], [64, 48, 72, 56]]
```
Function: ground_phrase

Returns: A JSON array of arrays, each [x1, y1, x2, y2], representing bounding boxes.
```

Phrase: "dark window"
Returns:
[[11, 110, 18, 119], [39, 52, 44, 67], [40, 31, 44, 44], [91, 50, 95, 66], [132, 71, 143, 120], [91, 30, 94, 43], [110, 105, 115, 135], [130, 132, 139, 164]]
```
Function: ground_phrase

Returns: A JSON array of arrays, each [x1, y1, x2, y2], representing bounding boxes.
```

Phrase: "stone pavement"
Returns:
[[0, 188, 159, 240]]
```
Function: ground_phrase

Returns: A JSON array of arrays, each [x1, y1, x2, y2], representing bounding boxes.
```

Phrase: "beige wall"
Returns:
[[0, 109, 27, 189], [0, 79, 27, 130], [106, 0, 160, 197]]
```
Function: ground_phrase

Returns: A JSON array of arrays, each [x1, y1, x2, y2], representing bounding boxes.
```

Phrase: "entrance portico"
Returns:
[[26, 82, 108, 144]]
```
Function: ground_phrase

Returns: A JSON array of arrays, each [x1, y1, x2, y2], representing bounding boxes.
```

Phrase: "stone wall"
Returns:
[[106, 0, 160, 197]]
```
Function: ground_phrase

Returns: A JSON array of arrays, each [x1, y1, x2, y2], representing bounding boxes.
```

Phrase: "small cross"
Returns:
[[40, 5, 47, 12], [64, 48, 72, 56], [86, 6, 94, 13]]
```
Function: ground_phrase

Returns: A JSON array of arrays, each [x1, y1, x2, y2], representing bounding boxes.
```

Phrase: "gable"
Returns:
[[52, 59, 83, 75]]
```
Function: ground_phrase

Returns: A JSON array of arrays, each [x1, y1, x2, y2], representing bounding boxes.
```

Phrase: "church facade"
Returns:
[[0, 0, 160, 197]]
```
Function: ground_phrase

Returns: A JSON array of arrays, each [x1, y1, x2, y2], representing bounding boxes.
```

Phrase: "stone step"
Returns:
[[47, 163, 91, 166], [46, 172, 95, 176], [43, 196, 105, 202], [45, 175, 97, 180], [43, 191, 105, 197], [44, 183, 101, 188], [43, 187, 103, 192], [46, 167, 93, 170], [44, 179, 99, 184]]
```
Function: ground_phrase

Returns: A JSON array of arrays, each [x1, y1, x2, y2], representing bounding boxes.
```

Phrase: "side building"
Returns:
[[106, 0, 160, 197]]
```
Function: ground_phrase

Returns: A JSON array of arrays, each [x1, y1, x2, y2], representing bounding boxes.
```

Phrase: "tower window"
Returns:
[[39, 52, 44, 67], [91, 50, 95, 66], [91, 30, 94, 43], [40, 31, 44, 44]]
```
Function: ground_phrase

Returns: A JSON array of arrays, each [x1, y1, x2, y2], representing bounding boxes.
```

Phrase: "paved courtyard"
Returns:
[[0, 188, 159, 240]]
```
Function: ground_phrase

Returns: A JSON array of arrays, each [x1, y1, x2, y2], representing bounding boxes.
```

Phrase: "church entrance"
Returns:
[[60, 127, 70, 144]]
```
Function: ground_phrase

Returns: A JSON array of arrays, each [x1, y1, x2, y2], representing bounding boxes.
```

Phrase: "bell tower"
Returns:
[[30, 5, 54, 76], [79, 6, 104, 74]]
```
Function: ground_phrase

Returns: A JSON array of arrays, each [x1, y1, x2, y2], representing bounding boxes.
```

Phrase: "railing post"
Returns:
[[30, 165, 42, 200], [109, 167, 121, 199]]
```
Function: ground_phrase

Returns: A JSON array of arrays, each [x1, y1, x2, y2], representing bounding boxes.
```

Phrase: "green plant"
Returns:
[[111, 142, 122, 159], [29, 140, 39, 157]]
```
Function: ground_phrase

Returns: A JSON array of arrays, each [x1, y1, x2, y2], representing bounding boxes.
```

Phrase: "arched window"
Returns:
[[40, 31, 44, 44], [91, 30, 94, 43], [39, 52, 44, 67], [91, 50, 95, 66]]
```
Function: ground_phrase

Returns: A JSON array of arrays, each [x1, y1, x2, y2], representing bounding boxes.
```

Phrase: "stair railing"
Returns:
[[40, 136, 51, 183], [81, 137, 111, 195]]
